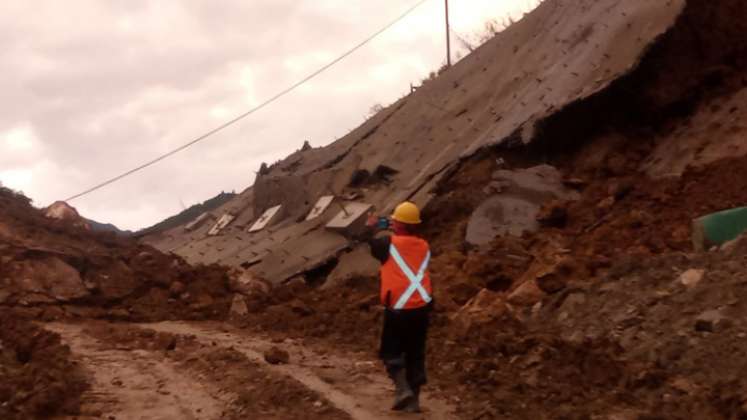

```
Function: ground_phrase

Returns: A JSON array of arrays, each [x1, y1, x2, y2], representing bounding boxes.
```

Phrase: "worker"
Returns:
[[365, 201, 433, 413]]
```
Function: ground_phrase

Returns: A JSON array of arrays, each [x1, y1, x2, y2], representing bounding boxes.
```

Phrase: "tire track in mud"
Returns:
[[142, 321, 457, 420], [45, 323, 226, 420]]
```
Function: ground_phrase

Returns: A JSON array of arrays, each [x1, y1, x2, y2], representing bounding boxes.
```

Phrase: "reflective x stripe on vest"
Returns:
[[389, 243, 432, 309]]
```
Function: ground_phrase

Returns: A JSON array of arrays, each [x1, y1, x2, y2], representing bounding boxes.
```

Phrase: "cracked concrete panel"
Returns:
[[248, 205, 283, 233], [184, 212, 213, 231], [250, 230, 349, 285], [145, 0, 687, 277], [466, 165, 579, 246], [306, 196, 335, 221], [207, 214, 235, 236]]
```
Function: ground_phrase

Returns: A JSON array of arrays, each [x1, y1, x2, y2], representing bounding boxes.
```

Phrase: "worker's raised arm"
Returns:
[[364, 213, 391, 263]]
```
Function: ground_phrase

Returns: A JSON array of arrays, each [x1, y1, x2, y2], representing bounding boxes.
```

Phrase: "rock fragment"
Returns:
[[264, 346, 290, 365]]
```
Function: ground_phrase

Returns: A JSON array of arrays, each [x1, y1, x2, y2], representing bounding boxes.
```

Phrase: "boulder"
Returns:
[[678, 269, 705, 288], [264, 346, 290, 365], [451, 289, 509, 334], [43, 201, 91, 230], [229, 294, 249, 317], [694, 309, 727, 333], [169, 281, 186, 297], [86, 260, 140, 300], [507, 280, 546, 306], [536, 200, 569, 228], [11, 257, 89, 302], [229, 270, 271, 296]]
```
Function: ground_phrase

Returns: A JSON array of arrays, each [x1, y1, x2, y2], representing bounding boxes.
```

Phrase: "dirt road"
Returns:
[[44, 321, 455, 420], [46, 323, 227, 420]]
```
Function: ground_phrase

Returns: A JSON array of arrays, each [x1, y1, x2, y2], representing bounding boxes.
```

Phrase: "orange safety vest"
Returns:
[[380, 235, 432, 309]]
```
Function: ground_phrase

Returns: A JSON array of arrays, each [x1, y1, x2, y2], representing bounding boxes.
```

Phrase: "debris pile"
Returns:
[[0, 313, 87, 419], [0, 187, 235, 322]]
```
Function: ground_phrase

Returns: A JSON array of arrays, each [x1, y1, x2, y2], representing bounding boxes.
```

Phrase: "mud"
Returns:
[[49, 322, 350, 420], [0, 312, 87, 419]]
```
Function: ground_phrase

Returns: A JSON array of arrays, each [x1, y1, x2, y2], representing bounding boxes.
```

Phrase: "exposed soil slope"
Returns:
[[0, 187, 235, 322]]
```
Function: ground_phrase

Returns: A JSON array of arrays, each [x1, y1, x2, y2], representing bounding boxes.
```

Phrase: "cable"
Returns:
[[66, 0, 431, 202]]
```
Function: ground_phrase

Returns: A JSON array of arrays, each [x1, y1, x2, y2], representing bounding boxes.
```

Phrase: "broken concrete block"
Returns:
[[322, 245, 380, 290], [306, 196, 335, 221], [208, 213, 235, 236], [466, 196, 540, 245], [466, 165, 580, 246], [325, 202, 372, 236], [248, 205, 283, 233], [692, 207, 747, 251], [678, 269, 705, 288]]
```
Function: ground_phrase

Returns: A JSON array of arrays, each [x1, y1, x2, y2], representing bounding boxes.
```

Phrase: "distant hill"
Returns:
[[137, 191, 236, 236], [86, 218, 133, 236]]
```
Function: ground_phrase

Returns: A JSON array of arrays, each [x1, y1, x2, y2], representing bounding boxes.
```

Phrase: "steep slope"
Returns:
[[144, 0, 699, 283]]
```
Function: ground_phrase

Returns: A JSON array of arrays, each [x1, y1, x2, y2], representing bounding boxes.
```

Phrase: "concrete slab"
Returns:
[[306, 196, 335, 221], [248, 205, 283, 233], [325, 202, 372, 236], [185, 212, 212, 231], [207, 214, 235, 236], [321, 244, 379, 290], [250, 230, 349, 285], [466, 196, 540, 246]]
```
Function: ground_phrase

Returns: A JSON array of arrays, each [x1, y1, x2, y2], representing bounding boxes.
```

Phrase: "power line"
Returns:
[[66, 0, 431, 202]]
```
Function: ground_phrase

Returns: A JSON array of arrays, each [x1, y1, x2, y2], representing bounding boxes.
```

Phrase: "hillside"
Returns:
[[4, 0, 747, 418], [136, 191, 236, 236]]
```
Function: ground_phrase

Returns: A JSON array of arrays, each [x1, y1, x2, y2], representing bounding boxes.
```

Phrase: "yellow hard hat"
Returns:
[[391, 201, 422, 224]]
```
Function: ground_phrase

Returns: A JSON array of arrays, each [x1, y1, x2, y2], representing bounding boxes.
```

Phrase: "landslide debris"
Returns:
[[0, 186, 235, 322], [226, 1, 747, 416], [0, 312, 87, 419]]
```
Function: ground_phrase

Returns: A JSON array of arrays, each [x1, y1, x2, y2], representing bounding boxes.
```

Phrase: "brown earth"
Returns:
[[0, 312, 87, 419], [0, 186, 235, 322], [59, 322, 350, 419], [3, 0, 747, 418]]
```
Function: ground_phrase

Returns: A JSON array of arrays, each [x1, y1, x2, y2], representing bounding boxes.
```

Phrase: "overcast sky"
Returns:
[[0, 0, 539, 230]]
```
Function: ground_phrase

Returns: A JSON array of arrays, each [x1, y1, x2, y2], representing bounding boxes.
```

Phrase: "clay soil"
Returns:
[[0, 311, 87, 419], [0, 187, 235, 322]]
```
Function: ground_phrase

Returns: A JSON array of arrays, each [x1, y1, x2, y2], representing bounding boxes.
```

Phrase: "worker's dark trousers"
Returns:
[[379, 305, 431, 390]]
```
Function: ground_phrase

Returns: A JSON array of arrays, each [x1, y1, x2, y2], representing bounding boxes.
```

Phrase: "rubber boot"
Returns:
[[390, 369, 415, 411], [402, 385, 421, 413]]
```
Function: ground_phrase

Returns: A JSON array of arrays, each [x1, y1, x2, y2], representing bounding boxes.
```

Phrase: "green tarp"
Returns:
[[692, 207, 747, 251]]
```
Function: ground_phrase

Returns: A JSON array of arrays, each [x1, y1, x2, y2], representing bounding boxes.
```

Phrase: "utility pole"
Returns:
[[445, 0, 452, 67]]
